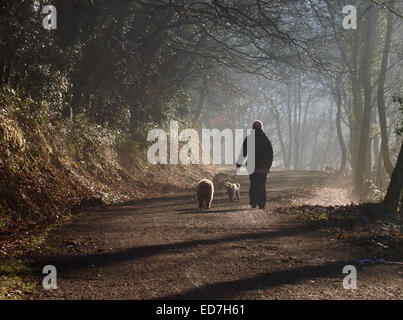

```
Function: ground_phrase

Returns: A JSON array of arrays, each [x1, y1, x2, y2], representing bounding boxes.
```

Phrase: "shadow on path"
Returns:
[[31, 223, 323, 275], [176, 208, 250, 214], [157, 259, 375, 299]]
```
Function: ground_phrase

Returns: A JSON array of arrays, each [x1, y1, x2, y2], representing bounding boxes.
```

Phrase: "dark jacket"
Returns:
[[238, 128, 273, 170]]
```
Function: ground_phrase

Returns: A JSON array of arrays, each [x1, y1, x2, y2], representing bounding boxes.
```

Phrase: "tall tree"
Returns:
[[334, 75, 347, 173], [353, 4, 378, 200], [377, 9, 395, 176]]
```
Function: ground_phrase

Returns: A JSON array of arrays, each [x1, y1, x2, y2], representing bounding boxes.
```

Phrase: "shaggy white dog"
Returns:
[[196, 179, 214, 209]]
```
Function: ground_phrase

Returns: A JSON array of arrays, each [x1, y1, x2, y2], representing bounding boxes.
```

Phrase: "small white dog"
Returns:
[[225, 182, 240, 202]]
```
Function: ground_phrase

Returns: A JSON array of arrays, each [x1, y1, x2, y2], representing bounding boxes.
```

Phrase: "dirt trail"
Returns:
[[29, 170, 402, 299]]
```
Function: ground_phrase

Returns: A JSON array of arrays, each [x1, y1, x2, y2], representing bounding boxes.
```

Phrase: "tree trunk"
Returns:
[[334, 76, 347, 174], [377, 153, 384, 188], [373, 134, 381, 180], [322, 117, 335, 169], [300, 92, 311, 168], [349, 29, 363, 179], [353, 5, 377, 201], [193, 77, 206, 122], [383, 141, 403, 214], [310, 124, 321, 170], [274, 107, 287, 169], [377, 9, 394, 176], [286, 84, 293, 170], [293, 79, 302, 170]]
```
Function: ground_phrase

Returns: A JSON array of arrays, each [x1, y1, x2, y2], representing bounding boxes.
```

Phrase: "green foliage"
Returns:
[[0, 86, 52, 127], [1, 1, 204, 134], [61, 114, 117, 161], [298, 209, 329, 222], [0, 258, 36, 300]]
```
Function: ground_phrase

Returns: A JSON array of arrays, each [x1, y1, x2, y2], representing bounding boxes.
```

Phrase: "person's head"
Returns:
[[252, 120, 263, 130]]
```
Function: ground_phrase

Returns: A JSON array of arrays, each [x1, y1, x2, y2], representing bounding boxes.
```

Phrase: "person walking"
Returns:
[[236, 120, 273, 209]]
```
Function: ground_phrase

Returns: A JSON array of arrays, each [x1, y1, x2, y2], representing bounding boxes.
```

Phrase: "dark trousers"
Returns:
[[249, 172, 268, 207]]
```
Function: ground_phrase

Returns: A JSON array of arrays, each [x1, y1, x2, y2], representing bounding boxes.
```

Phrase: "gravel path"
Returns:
[[29, 171, 403, 299]]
